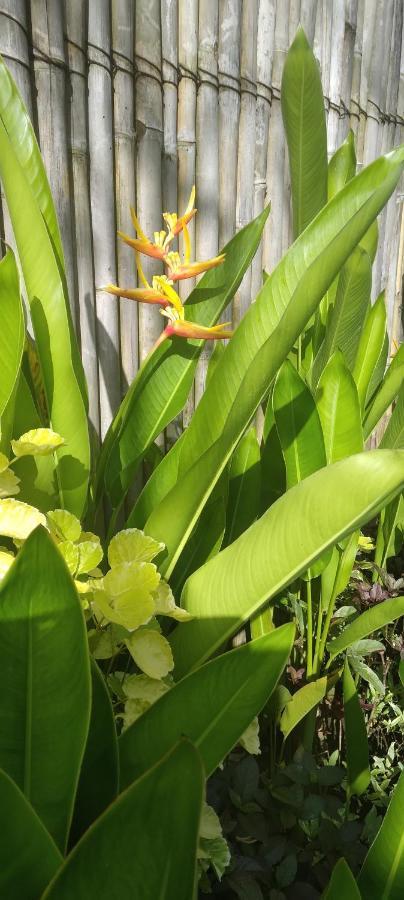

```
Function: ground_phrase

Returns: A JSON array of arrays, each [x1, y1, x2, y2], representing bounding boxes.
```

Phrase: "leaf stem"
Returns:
[[306, 575, 313, 676], [317, 551, 344, 667]]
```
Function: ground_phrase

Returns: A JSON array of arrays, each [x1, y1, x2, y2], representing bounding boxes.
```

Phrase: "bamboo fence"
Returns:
[[0, 0, 403, 440]]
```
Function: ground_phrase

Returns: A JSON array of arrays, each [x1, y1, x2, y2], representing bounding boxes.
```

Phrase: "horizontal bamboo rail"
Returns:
[[0, 0, 402, 437]]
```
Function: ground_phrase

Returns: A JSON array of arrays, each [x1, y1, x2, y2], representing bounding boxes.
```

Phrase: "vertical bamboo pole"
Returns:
[[112, 0, 137, 392], [327, 0, 345, 158], [349, 0, 364, 143], [356, 0, 377, 169], [263, 0, 289, 274], [251, 0, 275, 298], [88, 0, 120, 439], [288, 0, 301, 42], [194, 0, 219, 404], [299, 0, 318, 44], [135, 0, 164, 362], [161, 0, 178, 217], [218, 0, 241, 249], [0, 1, 33, 256], [337, 0, 358, 148], [233, 0, 258, 325], [65, 0, 100, 435], [30, 0, 77, 324], [178, 0, 198, 426], [383, 0, 404, 339]]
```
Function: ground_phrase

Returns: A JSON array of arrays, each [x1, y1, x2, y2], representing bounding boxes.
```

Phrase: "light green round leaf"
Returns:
[[108, 528, 164, 568], [77, 540, 103, 576], [153, 580, 193, 621], [200, 802, 222, 840], [126, 629, 174, 679], [121, 674, 170, 730], [239, 717, 260, 755], [95, 562, 159, 630], [47, 509, 81, 542], [0, 468, 20, 498], [58, 541, 79, 576], [0, 499, 46, 540], [0, 453, 9, 473], [11, 428, 65, 458], [0, 550, 14, 579]]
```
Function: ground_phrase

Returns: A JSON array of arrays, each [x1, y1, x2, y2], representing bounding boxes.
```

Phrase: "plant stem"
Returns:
[[317, 551, 344, 666], [313, 594, 324, 675], [297, 334, 302, 375], [306, 575, 313, 677]]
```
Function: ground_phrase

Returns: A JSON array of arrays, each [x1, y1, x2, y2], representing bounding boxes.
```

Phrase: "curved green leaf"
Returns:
[[223, 427, 261, 545], [170, 450, 404, 676], [0, 768, 62, 900], [380, 381, 404, 449], [358, 771, 404, 899], [273, 360, 326, 486], [0, 249, 24, 452], [0, 527, 91, 851], [328, 131, 356, 200], [367, 331, 389, 405], [100, 206, 271, 509], [316, 351, 363, 463], [364, 344, 404, 439], [343, 660, 370, 796], [128, 431, 186, 528], [280, 676, 327, 740], [146, 149, 404, 579], [312, 245, 372, 385], [11, 372, 58, 509], [281, 26, 327, 237], [323, 858, 361, 899], [353, 292, 386, 412], [170, 471, 228, 597], [43, 741, 203, 900], [328, 594, 404, 660], [0, 100, 89, 515], [69, 660, 118, 846], [119, 624, 294, 788]]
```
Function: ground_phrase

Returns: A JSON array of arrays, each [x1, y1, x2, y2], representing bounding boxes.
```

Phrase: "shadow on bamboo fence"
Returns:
[[0, 0, 403, 444]]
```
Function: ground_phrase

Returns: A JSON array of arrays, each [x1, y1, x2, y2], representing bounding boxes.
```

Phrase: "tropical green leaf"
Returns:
[[328, 594, 404, 660], [128, 431, 186, 528], [328, 130, 356, 200], [0, 768, 62, 900], [0, 71, 89, 515], [119, 624, 294, 788], [43, 741, 203, 900], [363, 343, 404, 438], [100, 206, 270, 509], [367, 331, 389, 406], [281, 26, 327, 237], [323, 858, 361, 899], [316, 351, 363, 463], [311, 246, 372, 385], [380, 381, 404, 449], [0, 527, 91, 851], [0, 249, 24, 452], [352, 292, 386, 412], [170, 450, 404, 676], [343, 659, 370, 796], [260, 419, 286, 513], [280, 676, 327, 740], [69, 660, 118, 845], [273, 360, 326, 485], [170, 472, 228, 597], [145, 149, 404, 580], [223, 427, 260, 545], [358, 770, 404, 899], [11, 372, 57, 509]]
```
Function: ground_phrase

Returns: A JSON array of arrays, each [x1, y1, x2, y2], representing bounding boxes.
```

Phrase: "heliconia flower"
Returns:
[[163, 186, 196, 237], [118, 229, 166, 260], [155, 307, 233, 347], [164, 250, 225, 282], [100, 283, 170, 307], [152, 276, 184, 316]]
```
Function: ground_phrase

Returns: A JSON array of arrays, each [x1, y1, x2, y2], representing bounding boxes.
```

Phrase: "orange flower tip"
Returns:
[[117, 230, 165, 260]]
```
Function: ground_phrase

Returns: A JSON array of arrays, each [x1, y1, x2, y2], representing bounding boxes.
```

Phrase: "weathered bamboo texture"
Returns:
[[0, 0, 402, 440]]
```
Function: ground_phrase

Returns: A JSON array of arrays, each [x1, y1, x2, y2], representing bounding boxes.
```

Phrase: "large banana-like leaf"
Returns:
[[363, 343, 404, 439], [170, 450, 404, 676], [273, 360, 326, 485], [316, 351, 363, 463], [0, 69, 89, 515], [99, 206, 270, 509], [119, 625, 294, 788], [311, 245, 372, 385], [358, 771, 404, 899], [0, 249, 24, 452], [146, 149, 404, 578], [281, 26, 327, 237], [0, 527, 91, 852], [0, 769, 62, 900], [380, 381, 404, 449], [328, 130, 356, 199], [43, 741, 203, 900], [128, 431, 186, 528], [69, 660, 118, 845], [223, 427, 261, 545], [170, 471, 228, 597], [352, 292, 386, 412], [343, 660, 370, 797]]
